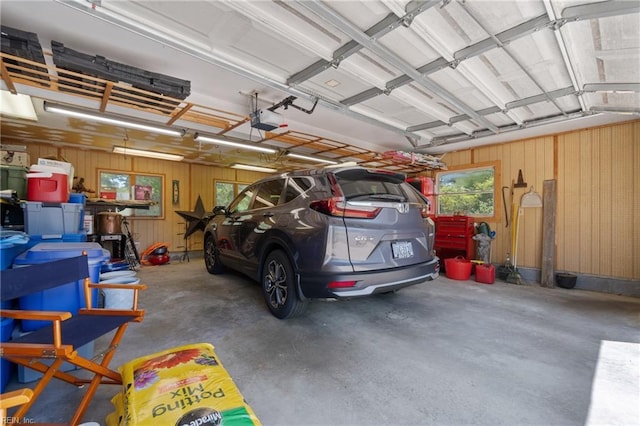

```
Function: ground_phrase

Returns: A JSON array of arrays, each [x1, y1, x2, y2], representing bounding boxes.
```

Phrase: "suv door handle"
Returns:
[[263, 212, 274, 218]]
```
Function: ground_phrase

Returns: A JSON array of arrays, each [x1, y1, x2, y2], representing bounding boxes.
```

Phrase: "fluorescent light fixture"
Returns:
[[287, 152, 338, 165], [194, 133, 277, 154], [231, 164, 277, 173], [44, 102, 185, 137], [0, 91, 37, 120], [113, 146, 184, 161]]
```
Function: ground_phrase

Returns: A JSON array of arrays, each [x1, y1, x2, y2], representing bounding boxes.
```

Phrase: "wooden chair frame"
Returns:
[[0, 255, 146, 424]]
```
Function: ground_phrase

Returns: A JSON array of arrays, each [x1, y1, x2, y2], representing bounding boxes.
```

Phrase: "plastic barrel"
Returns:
[[100, 270, 137, 281], [101, 276, 140, 309], [0, 318, 15, 392]]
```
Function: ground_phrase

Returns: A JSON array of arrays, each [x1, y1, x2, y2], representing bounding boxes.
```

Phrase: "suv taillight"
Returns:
[[310, 173, 381, 219], [310, 197, 381, 218], [420, 205, 430, 218]]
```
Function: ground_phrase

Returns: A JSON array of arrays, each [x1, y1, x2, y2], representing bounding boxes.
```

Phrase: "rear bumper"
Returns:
[[299, 257, 440, 298]]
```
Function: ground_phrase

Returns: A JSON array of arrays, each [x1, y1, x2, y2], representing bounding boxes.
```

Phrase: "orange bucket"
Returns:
[[445, 256, 472, 280]]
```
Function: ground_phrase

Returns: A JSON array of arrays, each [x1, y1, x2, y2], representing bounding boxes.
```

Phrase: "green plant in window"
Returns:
[[438, 168, 494, 216]]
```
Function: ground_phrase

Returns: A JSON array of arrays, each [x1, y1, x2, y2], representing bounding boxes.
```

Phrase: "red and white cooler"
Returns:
[[26, 164, 69, 203]]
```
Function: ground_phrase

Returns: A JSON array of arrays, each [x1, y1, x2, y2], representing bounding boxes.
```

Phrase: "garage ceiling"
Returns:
[[1, 0, 638, 171]]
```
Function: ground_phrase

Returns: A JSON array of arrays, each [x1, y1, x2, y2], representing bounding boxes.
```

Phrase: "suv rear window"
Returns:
[[334, 169, 407, 200], [254, 179, 286, 209]]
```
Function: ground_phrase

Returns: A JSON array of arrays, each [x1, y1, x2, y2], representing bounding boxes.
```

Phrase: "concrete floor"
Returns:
[[4, 260, 640, 425]]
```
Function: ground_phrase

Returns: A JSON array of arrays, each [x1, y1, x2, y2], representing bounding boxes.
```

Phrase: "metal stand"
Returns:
[[177, 222, 190, 263], [121, 217, 140, 270]]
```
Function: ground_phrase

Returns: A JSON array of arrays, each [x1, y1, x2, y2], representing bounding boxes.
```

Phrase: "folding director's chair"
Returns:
[[0, 254, 146, 424]]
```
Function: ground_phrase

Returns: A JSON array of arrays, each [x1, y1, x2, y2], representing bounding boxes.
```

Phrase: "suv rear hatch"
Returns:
[[311, 168, 434, 272]]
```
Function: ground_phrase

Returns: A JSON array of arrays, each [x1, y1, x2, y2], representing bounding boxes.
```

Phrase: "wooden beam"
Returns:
[[100, 82, 114, 112], [541, 179, 557, 288], [0, 59, 17, 94], [167, 103, 193, 125]]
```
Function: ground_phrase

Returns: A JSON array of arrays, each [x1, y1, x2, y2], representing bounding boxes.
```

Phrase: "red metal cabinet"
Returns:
[[434, 215, 475, 262], [406, 176, 434, 215]]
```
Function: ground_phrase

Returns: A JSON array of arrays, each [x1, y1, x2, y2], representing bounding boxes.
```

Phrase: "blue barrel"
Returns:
[[0, 317, 15, 392], [13, 242, 110, 331]]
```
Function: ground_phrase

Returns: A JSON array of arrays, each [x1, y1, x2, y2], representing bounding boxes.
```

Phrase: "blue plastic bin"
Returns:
[[13, 242, 110, 332], [0, 231, 30, 271], [68, 193, 86, 231], [21, 201, 83, 235], [0, 231, 30, 309], [1, 317, 15, 392]]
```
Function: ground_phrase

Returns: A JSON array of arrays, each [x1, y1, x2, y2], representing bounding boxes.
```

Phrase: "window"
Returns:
[[284, 177, 312, 203], [436, 163, 498, 218], [99, 171, 163, 218], [253, 179, 285, 209], [215, 181, 235, 207], [215, 181, 249, 207], [229, 185, 256, 213]]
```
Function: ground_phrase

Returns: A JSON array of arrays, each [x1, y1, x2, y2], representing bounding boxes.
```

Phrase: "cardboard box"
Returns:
[[36, 158, 73, 176], [100, 189, 117, 200], [1, 150, 30, 167], [133, 184, 152, 201]]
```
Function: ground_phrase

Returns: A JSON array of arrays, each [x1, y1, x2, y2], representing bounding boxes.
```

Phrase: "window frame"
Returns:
[[98, 169, 164, 219], [434, 161, 501, 221]]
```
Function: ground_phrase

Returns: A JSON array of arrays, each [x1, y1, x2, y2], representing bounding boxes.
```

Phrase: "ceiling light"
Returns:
[[194, 133, 276, 154], [325, 79, 341, 87], [287, 152, 338, 165], [231, 164, 277, 173], [0, 91, 37, 120], [44, 102, 185, 137], [113, 146, 184, 161]]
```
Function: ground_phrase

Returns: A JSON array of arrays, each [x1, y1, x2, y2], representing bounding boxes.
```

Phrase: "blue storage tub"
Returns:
[[0, 230, 30, 271], [68, 193, 86, 231], [21, 201, 83, 235], [0, 317, 15, 392], [13, 242, 110, 332], [0, 231, 30, 309]]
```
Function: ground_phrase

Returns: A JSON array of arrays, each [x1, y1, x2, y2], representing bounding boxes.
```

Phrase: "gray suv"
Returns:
[[204, 165, 439, 319]]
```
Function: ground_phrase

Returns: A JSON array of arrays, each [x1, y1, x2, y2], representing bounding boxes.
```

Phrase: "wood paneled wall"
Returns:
[[19, 119, 639, 280], [557, 123, 639, 279], [434, 120, 639, 280]]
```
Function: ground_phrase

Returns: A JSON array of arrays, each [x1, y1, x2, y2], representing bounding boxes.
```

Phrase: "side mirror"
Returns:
[[213, 206, 227, 215]]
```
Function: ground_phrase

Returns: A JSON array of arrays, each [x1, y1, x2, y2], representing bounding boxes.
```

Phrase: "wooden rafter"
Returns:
[[0, 52, 445, 174]]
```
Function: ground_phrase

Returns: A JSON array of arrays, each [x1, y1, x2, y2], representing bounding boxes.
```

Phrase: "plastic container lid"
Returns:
[[0, 231, 30, 248], [14, 242, 109, 263], [69, 193, 87, 203]]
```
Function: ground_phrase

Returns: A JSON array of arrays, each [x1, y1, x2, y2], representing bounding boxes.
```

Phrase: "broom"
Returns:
[[506, 202, 523, 284]]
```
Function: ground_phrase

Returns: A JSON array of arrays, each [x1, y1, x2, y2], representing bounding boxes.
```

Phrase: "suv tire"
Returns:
[[204, 235, 225, 274], [262, 250, 307, 319]]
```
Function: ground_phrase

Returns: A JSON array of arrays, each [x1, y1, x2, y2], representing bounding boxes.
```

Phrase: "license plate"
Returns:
[[392, 241, 413, 259]]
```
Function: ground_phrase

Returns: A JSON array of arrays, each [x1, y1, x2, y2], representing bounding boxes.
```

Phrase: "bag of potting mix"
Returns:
[[106, 342, 260, 425]]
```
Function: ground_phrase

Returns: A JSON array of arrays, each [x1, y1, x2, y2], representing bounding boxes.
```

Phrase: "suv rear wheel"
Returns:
[[204, 235, 225, 274], [262, 250, 307, 319]]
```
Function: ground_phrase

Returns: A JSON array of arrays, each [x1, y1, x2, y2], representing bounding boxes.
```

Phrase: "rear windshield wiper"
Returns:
[[348, 193, 406, 202]]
